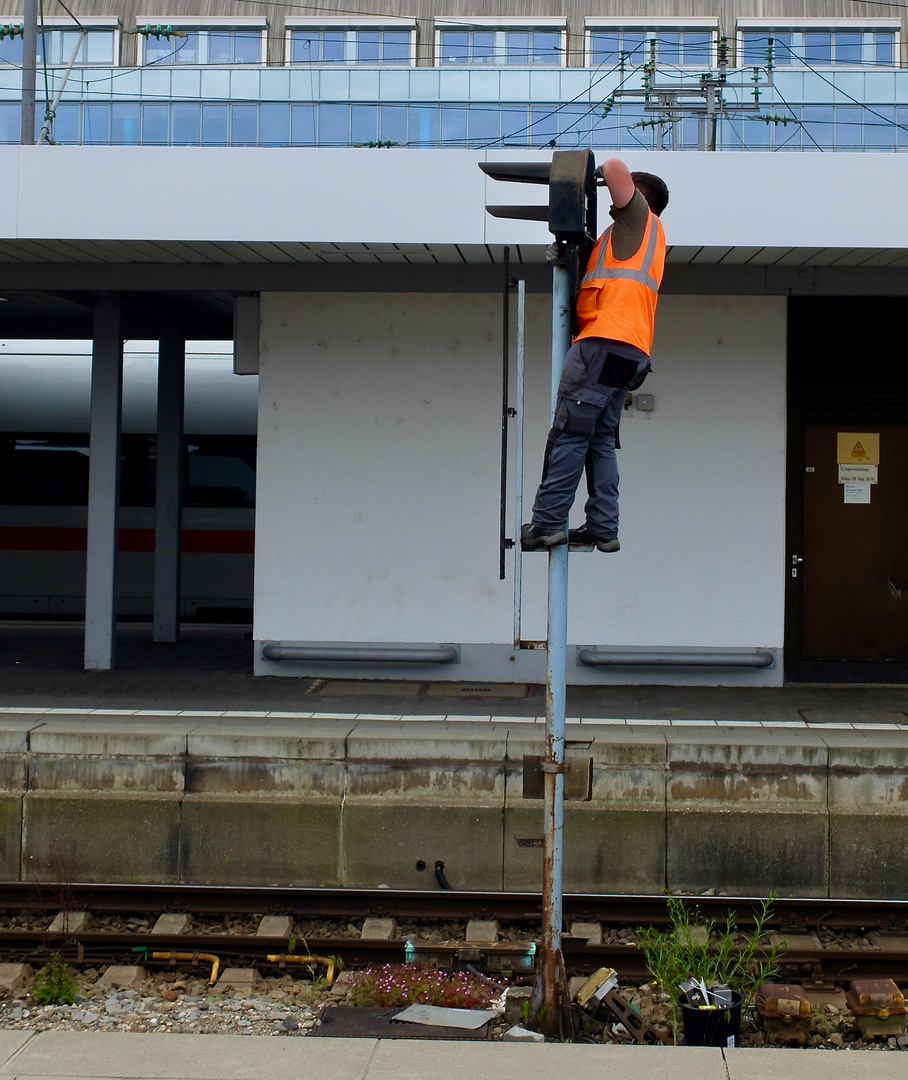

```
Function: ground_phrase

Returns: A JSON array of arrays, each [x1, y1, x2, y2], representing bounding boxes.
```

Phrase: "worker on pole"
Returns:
[[521, 158, 669, 554]]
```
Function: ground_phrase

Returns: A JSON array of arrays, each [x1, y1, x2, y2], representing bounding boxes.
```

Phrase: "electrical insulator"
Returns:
[[0, 24, 23, 41], [139, 24, 185, 41]]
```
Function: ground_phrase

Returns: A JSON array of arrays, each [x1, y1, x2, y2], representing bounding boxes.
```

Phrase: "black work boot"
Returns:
[[568, 525, 620, 553], [521, 523, 568, 550]]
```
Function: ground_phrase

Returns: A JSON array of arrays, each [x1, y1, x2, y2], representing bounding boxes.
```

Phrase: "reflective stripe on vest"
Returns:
[[582, 217, 661, 293]]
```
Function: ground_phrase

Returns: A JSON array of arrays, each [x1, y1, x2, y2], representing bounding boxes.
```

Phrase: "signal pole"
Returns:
[[479, 151, 597, 1038]]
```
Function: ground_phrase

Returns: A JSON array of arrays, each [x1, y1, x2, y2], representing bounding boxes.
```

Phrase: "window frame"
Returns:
[[584, 18, 718, 69], [736, 19, 900, 69], [434, 18, 566, 67], [285, 18, 416, 67], [21, 15, 119, 67], [136, 16, 266, 66]]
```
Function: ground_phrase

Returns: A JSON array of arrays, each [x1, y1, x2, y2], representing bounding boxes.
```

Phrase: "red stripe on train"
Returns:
[[0, 527, 254, 554]]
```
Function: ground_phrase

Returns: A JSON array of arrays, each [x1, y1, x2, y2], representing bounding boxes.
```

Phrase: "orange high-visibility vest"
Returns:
[[574, 211, 666, 356]]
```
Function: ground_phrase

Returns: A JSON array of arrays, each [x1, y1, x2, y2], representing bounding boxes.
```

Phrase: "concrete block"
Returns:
[[48, 911, 91, 934], [28, 724, 187, 793], [569, 922, 602, 945], [0, 798, 21, 881], [856, 1014, 907, 1039], [28, 725, 189, 758], [186, 758, 344, 798], [504, 986, 533, 1024], [465, 920, 498, 943], [0, 757, 26, 794], [0, 964, 32, 993], [215, 968, 258, 990], [23, 793, 181, 884], [151, 913, 191, 936], [360, 918, 397, 939], [29, 755, 183, 794], [500, 1025, 544, 1042], [346, 723, 507, 764], [346, 762, 504, 805], [770, 932, 822, 950], [256, 915, 295, 938], [182, 797, 341, 886], [504, 805, 665, 893], [188, 723, 351, 763], [666, 730, 828, 809], [96, 965, 147, 989], [827, 740, 908, 811], [829, 815, 908, 898], [667, 811, 828, 897], [342, 803, 504, 890], [869, 933, 908, 953]]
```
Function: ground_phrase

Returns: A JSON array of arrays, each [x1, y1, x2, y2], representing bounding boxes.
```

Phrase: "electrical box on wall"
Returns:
[[636, 394, 654, 412], [233, 295, 260, 375]]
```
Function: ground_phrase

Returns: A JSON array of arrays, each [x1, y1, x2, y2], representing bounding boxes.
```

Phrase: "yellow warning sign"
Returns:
[[837, 432, 880, 465]]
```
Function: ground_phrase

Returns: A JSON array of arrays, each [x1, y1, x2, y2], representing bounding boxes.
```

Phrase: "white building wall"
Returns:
[[255, 290, 786, 684]]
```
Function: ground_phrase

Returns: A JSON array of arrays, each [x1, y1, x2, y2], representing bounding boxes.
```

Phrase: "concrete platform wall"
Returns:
[[2, 714, 906, 898]]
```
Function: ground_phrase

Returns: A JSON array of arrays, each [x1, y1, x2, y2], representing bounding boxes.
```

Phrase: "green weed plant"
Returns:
[[635, 894, 785, 1039]]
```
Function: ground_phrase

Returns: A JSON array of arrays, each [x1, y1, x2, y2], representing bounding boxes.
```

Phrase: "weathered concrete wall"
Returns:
[[3, 712, 907, 897]]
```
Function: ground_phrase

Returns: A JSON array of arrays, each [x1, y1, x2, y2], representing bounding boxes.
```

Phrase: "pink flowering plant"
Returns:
[[347, 964, 502, 1009]]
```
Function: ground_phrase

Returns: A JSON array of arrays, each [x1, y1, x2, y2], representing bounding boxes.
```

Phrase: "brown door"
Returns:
[[801, 424, 908, 662]]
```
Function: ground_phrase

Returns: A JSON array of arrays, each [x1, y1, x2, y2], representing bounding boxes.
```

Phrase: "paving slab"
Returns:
[[724, 1047, 908, 1078], [0, 1031, 36, 1068], [365, 1041, 727, 1080], [0, 1032, 378, 1080]]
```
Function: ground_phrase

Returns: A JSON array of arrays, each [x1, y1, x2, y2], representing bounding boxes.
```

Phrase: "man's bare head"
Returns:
[[631, 171, 669, 216]]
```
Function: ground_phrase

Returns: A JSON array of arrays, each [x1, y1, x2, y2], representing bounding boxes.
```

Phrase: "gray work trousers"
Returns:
[[531, 337, 650, 539]]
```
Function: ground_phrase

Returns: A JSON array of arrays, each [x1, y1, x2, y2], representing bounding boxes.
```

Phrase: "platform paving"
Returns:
[[0, 622, 906, 723], [0, 1032, 905, 1080]]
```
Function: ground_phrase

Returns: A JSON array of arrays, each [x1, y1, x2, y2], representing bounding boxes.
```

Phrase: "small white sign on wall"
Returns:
[[838, 464, 877, 484], [843, 482, 871, 504]]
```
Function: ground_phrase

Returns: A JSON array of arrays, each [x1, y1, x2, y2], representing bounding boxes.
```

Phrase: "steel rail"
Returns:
[[3, 930, 908, 985], [3, 884, 908, 931]]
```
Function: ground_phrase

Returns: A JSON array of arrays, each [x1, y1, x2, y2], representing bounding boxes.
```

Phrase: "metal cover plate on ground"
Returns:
[[424, 683, 534, 698], [313, 1007, 492, 1040]]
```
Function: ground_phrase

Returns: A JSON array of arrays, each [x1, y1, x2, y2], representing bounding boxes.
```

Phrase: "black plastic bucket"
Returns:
[[680, 991, 743, 1047]]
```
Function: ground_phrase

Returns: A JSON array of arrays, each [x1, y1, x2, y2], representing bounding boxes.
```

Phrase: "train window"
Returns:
[[184, 436, 256, 508], [0, 438, 90, 505], [0, 434, 256, 509]]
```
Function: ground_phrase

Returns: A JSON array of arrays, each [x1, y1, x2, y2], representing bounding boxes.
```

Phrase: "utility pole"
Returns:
[[21, 0, 37, 144]]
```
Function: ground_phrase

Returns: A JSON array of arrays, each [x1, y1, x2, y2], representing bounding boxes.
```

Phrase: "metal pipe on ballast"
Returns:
[[261, 644, 459, 664], [37, 29, 87, 144]]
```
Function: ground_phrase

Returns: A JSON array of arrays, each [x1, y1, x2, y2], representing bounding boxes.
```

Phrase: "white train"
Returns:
[[0, 341, 258, 621]]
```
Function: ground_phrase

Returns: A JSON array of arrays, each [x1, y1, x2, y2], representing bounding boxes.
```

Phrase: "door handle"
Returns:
[[791, 554, 803, 578]]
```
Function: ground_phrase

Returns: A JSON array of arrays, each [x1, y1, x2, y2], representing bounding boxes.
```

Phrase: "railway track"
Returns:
[[2, 884, 908, 983]]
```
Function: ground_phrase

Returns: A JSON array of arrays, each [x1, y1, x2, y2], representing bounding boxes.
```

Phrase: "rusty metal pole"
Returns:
[[530, 256, 572, 1038]]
